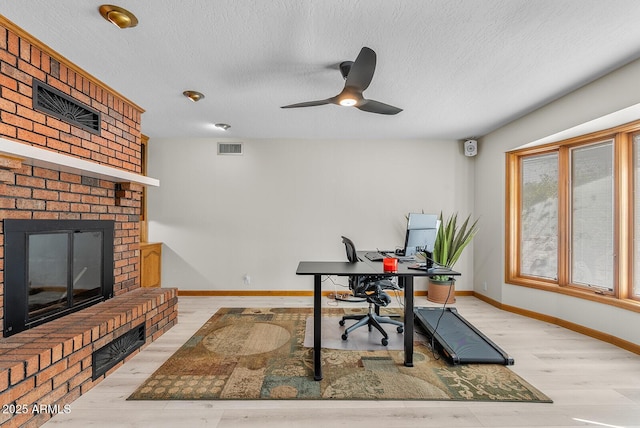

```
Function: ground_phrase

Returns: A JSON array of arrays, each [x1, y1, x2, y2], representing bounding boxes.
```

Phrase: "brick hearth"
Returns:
[[0, 288, 177, 427], [0, 17, 177, 428]]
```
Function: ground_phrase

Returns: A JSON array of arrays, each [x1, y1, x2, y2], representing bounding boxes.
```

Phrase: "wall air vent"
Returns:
[[92, 323, 145, 380], [217, 142, 243, 155], [33, 79, 101, 135]]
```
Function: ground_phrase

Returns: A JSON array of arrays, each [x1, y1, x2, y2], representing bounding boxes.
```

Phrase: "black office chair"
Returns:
[[339, 236, 403, 346]]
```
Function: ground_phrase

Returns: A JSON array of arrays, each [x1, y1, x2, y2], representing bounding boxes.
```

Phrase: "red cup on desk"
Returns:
[[383, 257, 398, 272]]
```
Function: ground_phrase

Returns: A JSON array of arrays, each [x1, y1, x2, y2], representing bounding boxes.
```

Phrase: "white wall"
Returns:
[[475, 57, 640, 346], [147, 138, 475, 293]]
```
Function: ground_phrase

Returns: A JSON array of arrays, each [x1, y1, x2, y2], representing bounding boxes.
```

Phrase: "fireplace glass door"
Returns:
[[71, 231, 103, 305], [27, 231, 103, 321], [28, 232, 68, 319], [4, 219, 114, 337]]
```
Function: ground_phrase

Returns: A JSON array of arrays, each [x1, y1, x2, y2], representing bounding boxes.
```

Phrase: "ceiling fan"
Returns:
[[281, 47, 403, 115]]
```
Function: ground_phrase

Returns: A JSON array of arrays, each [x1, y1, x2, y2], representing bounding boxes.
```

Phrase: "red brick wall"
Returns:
[[0, 24, 143, 173], [0, 19, 146, 329], [0, 18, 177, 428]]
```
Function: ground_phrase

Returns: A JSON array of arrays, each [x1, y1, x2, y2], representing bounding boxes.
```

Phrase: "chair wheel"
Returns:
[[397, 326, 404, 333], [381, 338, 389, 346], [339, 320, 345, 326], [342, 333, 348, 341]]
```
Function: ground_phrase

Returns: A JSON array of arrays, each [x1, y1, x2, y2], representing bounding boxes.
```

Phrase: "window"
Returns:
[[520, 153, 558, 280], [570, 141, 614, 291], [506, 120, 640, 308]]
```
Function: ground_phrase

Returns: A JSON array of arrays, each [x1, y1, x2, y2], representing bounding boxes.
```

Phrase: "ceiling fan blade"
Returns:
[[345, 47, 376, 91], [280, 48, 400, 115], [356, 99, 403, 115], [281, 98, 335, 109]]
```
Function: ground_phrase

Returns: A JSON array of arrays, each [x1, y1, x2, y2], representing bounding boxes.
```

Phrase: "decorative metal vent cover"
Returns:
[[92, 323, 145, 379], [218, 142, 243, 155], [33, 79, 101, 134]]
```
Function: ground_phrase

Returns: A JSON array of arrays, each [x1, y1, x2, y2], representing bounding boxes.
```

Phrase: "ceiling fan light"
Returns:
[[99, 5, 138, 29], [339, 98, 357, 107], [337, 88, 359, 107]]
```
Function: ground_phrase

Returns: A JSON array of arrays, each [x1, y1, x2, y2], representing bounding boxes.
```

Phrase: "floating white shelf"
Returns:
[[0, 137, 159, 187]]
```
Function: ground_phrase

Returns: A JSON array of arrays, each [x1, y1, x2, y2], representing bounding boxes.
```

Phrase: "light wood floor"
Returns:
[[42, 295, 640, 428]]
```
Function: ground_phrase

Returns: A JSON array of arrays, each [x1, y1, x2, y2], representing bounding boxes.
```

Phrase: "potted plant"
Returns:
[[427, 212, 479, 304]]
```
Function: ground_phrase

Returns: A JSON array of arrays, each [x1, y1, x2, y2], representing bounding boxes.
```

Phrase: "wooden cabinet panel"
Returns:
[[140, 242, 162, 288]]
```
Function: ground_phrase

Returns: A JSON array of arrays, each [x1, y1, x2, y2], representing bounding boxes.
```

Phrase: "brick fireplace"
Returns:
[[0, 17, 177, 427]]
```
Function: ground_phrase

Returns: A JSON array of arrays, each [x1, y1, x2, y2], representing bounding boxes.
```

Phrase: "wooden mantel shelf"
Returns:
[[0, 137, 159, 187]]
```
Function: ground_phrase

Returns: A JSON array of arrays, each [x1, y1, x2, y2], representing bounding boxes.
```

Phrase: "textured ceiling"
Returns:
[[3, 0, 640, 140]]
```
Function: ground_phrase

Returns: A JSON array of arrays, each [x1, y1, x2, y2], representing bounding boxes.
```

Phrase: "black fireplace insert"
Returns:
[[3, 219, 114, 337]]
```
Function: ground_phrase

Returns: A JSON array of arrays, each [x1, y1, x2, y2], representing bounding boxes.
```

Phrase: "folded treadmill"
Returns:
[[414, 307, 514, 365]]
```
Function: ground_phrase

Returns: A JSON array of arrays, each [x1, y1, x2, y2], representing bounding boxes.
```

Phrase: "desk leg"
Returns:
[[313, 274, 323, 381], [403, 276, 414, 367]]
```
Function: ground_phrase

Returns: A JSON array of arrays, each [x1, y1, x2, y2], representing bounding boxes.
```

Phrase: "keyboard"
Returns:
[[407, 264, 451, 274], [365, 252, 385, 261]]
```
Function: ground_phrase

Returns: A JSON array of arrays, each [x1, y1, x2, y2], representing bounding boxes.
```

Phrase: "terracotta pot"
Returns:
[[427, 278, 456, 304]]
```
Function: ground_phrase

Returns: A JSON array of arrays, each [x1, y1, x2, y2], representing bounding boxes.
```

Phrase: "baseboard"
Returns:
[[178, 290, 313, 296], [177, 289, 431, 297], [177, 289, 476, 297], [473, 291, 640, 356]]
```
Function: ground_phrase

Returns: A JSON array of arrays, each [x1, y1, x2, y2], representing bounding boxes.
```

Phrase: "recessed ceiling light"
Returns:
[[215, 123, 231, 131], [99, 5, 138, 29], [183, 90, 205, 102]]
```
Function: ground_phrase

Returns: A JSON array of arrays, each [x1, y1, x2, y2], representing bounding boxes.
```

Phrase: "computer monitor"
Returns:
[[403, 213, 440, 257]]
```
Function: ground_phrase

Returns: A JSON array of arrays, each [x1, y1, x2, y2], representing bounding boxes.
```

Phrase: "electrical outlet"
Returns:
[[243, 274, 251, 285], [483, 281, 487, 291]]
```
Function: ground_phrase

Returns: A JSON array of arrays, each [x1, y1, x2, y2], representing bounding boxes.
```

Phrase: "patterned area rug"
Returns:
[[128, 307, 551, 402]]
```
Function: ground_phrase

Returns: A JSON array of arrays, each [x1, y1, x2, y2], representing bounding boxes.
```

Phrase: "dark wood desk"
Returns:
[[296, 258, 458, 380]]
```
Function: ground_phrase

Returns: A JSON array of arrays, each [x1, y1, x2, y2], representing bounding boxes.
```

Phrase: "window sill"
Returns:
[[506, 277, 640, 314]]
